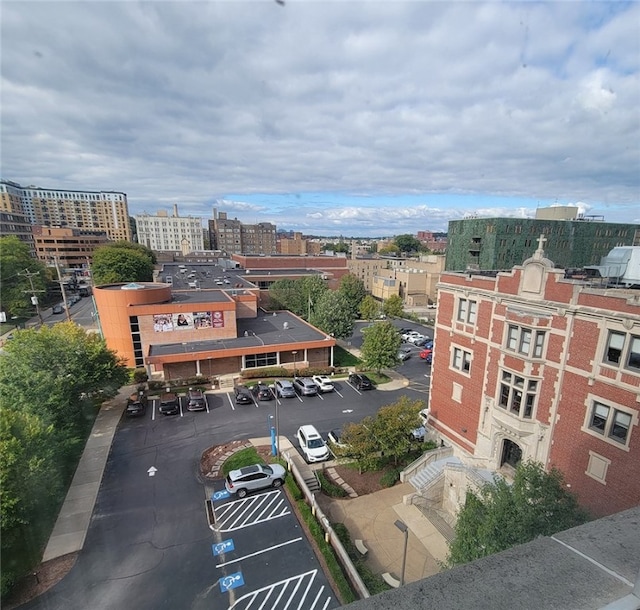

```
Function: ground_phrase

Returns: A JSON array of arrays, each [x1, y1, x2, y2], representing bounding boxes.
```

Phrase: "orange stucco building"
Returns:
[[94, 276, 336, 381]]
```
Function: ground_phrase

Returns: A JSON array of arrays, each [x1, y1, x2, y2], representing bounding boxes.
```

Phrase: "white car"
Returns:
[[419, 408, 430, 426], [407, 333, 426, 344], [296, 425, 330, 463], [312, 375, 334, 392]]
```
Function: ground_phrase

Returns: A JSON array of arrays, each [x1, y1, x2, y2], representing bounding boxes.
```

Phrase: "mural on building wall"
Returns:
[[154, 311, 225, 331]]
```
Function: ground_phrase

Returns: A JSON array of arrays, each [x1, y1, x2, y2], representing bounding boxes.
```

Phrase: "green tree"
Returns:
[[378, 244, 400, 256], [0, 236, 50, 317], [359, 295, 381, 321], [299, 276, 328, 320], [1, 409, 66, 595], [268, 278, 303, 313], [91, 241, 155, 285], [338, 273, 366, 319], [0, 323, 128, 433], [382, 294, 404, 318], [371, 396, 425, 465], [361, 321, 401, 373], [336, 418, 380, 473], [394, 234, 422, 253], [310, 291, 355, 339], [447, 461, 590, 567]]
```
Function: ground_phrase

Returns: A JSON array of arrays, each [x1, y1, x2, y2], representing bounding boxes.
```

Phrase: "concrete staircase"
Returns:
[[409, 456, 462, 489], [287, 451, 321, 492]]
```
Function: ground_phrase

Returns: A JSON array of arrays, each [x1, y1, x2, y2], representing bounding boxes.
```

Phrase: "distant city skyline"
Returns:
[[2, 2, 638, 237]]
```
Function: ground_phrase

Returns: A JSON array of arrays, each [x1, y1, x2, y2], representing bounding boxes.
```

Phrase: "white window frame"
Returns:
[[603, 331, 640, 372], [585, 399, 634, 448], [506, 324, 546, 358], [457, 298, 477, 325], [452, 347, 471, 373], [498, 370, 539, 419]]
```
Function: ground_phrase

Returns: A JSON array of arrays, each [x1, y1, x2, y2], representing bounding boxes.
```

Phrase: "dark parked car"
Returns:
[[158, 392, 180, 415], [52, 304, 65, 314], [126, 391, 147, 417], [252, 382, 274, 401], [348, 373, 373, 391], [186, 388, 207, 411], [234, 385, 254, 404], [225, 463, 286, 498]]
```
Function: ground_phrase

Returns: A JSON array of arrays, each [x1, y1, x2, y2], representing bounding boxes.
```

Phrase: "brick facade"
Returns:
[[431, 245, 640, 517]]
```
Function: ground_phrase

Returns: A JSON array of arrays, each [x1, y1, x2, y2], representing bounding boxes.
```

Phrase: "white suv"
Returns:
[[296, 425, 330, 463]]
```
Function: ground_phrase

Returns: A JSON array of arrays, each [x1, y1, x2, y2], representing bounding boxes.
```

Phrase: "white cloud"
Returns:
[[1, 1, 638, 237]]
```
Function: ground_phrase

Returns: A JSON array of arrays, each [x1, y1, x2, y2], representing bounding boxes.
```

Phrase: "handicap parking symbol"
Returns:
[[212, 489, 230, 501], [212, 539, 235, 556], [219, 571, 244, 593]]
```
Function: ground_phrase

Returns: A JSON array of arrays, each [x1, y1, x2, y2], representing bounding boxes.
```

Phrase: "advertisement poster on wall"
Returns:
[[154, 311, 224, 331]]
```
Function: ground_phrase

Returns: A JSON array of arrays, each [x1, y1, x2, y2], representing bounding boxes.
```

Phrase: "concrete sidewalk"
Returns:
[[322, 483, 448, 584], [42, 384, 135, 562]]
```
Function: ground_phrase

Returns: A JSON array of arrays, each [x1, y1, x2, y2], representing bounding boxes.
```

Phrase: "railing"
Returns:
[[281, 450, 370, 600], [445, 462, 493, 490], [400, 446, 453, 483]]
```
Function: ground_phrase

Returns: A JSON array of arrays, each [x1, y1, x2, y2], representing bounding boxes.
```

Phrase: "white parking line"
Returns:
[[215, 536, 302, 568]]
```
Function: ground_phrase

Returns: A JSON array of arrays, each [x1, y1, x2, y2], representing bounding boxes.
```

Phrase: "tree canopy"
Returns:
[[447, 461, 590, 567], [0, 323, 128, 595], [382, 294, 404, 318], [0, 236, 50, 317], [359, 295, 381, 321], [268, 275, 328, 320], [338, 273, 367, 319], [91, 241, 155, 285], [360, 321, 402, 373], [0, 323, 128, 433], [332, 396, 427, 472], [394, 234, 422, 253], [310, 290, 355, 339]]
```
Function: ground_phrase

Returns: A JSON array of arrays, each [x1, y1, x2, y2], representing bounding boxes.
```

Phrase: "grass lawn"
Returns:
[[333, 345, 361, 368]]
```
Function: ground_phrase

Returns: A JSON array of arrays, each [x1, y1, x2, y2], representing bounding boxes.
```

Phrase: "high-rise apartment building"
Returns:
[[446, 209, 639, 271], [209, 209, 276, 255], [135, 205, 204, 253], [0, 179, 131, 242], [0, 210, 35, 256], [32, 225, 109, 269]]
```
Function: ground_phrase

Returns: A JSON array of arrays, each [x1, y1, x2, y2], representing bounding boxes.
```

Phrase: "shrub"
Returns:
[[380, 468, 400, 488], [317, 471, 348, 498], [132, 368, 148, 383]]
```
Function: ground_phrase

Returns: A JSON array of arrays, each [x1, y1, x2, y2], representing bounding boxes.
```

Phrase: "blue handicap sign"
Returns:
[[212, 539, 235, 556], [212, 489, 230, 501], [219, 571, 244, 593]]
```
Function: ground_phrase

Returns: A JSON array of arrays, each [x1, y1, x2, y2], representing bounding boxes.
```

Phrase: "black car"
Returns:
[[126, 391, 147, 417], [186, 388, 206, 411], [158, 392, 180, 415], [252, 383, 274, 401], [348, 373, 373, 391], [234, 386, 254, 404]]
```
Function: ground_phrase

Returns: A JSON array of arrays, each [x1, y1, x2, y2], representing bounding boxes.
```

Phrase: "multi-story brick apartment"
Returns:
[[32, 225, 109, 270], [277, 232, 322, 255], [0, 210, 35, 256], [0, 179, 131, 241], [429, 237, 639, 518], [135, 205, 204, 253], [445, 208, 640, 272], [209, 209, 276, 255]]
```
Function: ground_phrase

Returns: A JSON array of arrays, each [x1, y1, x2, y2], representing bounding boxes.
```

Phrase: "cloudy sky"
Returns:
[[2, 1, 639, 237]]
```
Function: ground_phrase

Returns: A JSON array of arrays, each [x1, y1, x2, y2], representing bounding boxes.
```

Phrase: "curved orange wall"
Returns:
[[94, 283, 172, 367]]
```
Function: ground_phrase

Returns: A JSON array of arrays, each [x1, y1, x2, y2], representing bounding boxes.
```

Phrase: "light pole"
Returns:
[[292, 350, 298, 377], [394, 519, 409, 587], [274, 388, 280, 458]]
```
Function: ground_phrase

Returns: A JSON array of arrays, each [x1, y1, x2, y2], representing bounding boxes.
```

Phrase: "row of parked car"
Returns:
[[126, 388, 207, 417]]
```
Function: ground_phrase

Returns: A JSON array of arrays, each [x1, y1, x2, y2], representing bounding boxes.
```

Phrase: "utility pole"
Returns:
[[52, 257, 72, 322], [19, 269, 45, 326]]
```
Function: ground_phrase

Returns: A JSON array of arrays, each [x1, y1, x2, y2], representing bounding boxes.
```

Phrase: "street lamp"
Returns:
[[292, 350, 298, 377], [394, 519, 409, 587], [274, 389, 280, 459]]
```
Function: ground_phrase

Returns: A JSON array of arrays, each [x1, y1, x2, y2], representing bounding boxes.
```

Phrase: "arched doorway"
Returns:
[[500, 439, 523, 469]]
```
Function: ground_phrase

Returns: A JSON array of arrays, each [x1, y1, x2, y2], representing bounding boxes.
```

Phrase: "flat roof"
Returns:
[[148, 310, 330, 356], [159, 263, 253, 291]]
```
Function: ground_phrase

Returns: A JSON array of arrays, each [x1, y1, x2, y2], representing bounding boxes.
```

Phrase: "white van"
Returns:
[[296, 425, 329, 463]]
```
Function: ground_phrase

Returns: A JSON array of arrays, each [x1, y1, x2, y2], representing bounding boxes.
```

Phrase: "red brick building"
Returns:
[[429, 239, 640, 517]]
